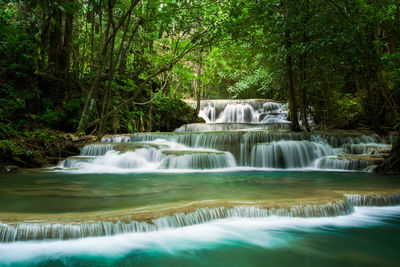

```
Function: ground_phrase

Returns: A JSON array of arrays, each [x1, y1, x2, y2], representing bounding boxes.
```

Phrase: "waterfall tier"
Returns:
[[60, 140, 237, 170], [174, 122, 291, 132], [2, 192, 400, 242], [59, 99, 388, 172], [161, 151, 236, 169], [59, 128, 387, 172], [0, 200, 354, 242], [193, 99, 290, 124], [346, 193, 400, 206], [250, 141, 334, 168]]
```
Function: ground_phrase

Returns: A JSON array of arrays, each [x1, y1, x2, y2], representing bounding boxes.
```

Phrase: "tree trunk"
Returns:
[[372, 28, 398, 125], [48, 0, 63, 70], [299, 0, 310, 131], [90, 0, 95, 72], [367, 81, 382, 133], [322, 71, 333, 128], [285, 30, 300, 131], [283, 0, 300, 131], [60, 0, 74, 72], [148, 89, 153, 132]]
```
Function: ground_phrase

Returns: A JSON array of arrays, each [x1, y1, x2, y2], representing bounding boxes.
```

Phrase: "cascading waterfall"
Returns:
[[216, 103, 260, 123], [59, 99, 389, 172], [81, 144, 115, 156], [195, 99, 290, 124], [346, 193, 400, 206], [0, 200, 354, 242], [1, 99, 397, 249], [2, 193, 400, 242], [316, 156, 371, 171]]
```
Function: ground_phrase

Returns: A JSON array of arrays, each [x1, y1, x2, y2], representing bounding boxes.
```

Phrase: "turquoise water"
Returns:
[[1, 206, 400, 266], [1, 170, 400, 266], [2, 100, 397, 265], [0, 171, 399, 213]]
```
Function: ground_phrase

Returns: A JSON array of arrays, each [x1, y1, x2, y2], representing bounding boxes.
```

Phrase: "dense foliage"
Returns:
[[0, 0, 399, 139]]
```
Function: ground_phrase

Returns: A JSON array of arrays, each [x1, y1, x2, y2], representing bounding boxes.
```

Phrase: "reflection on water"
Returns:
[[0, 171, 399, 213]]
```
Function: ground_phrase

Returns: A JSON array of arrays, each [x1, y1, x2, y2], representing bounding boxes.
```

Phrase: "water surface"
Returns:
[[1, 171, 399, 214]]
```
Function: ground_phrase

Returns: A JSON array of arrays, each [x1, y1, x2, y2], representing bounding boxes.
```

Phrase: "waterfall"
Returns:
[[58, 99, 388, 172], [81, 144, 115, 156], [345, 193, 400, 206], [60, 130, 386, 171], [101, 135, 131, 143], [161, 151, 237, 169], [174, 122, 291, 132], [316, 156, 371, 171], [4, 192, 400, 243], [250, 141, 334, 168], [195, 99, 290, 124], [2, 193, 400, 242], [198, 105, 216, 123], [215, 103, 260, 123], [0, 199, 355, 242]]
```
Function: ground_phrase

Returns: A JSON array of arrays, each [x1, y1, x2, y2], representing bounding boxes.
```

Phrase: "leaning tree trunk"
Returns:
[[283, 0, 300, 132], [285, 29, 301, 131], [194, 51, 203, 115]]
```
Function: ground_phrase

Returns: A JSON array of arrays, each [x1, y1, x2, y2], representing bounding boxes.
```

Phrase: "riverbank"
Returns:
[[0, 130, 96, 173]]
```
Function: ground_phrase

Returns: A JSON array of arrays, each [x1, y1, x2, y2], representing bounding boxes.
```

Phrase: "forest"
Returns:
[[0, 0, 399, 170], [2, 2, 400, 264]]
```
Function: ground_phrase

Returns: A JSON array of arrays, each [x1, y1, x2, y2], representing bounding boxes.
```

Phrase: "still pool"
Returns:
[[0, 170, 399, 213]]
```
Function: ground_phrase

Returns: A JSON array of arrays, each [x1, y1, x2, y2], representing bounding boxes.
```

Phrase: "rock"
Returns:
[[3, 165, 19, 173], [376, 135, 400, 174], [64, 133, 80, 142]]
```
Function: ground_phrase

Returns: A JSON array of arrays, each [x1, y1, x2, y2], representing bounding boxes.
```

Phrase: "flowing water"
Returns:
[[0, 99, 399, 266]]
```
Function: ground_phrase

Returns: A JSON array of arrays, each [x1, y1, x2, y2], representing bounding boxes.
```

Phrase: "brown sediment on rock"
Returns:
[[1, 191, 399, 225], [334, 154, 386, 164], [113, 143, 166, 152], [1, 192, 399, 242], [0, 198, 341, 224], [312, 129, 381, 137], [101, 134, 132, 139], [161, 150, 225, 156]]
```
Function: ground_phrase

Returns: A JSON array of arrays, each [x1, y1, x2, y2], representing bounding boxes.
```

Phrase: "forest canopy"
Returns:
[[0, 0, 399, 139]]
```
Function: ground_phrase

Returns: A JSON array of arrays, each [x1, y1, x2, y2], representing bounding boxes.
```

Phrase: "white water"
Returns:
[[197, 100, 290, 124], [250, 140, 334, 168], [3, 194, 399, 243], [59, 139, 237, 171], [0, 200, 356, 242], [58, 99, 388, 172], [1, 206, 399, 264]]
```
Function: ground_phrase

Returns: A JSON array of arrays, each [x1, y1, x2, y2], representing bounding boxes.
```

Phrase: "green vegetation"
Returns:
[[0, 0, 399, 169]]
